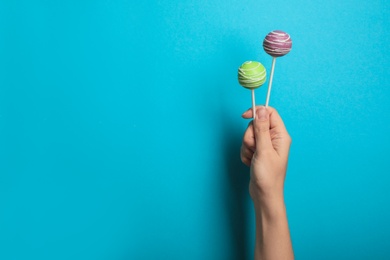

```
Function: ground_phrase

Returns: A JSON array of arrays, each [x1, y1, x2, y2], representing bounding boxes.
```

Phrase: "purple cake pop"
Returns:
[[262, 30, 292, 107], [263, 30, 292, 57]]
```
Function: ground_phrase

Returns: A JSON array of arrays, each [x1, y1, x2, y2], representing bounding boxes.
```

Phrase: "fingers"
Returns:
[[241, 107, 254, 118], [243, 105, 289, 136], [243, 122, 256, 152], [268, 108, 288, 134], [241, 123, 255, 166], [241, 106, 291, 163], [253, 107, 273, 152], [240, 145, 253, 166], [268, 109, 291, 158]]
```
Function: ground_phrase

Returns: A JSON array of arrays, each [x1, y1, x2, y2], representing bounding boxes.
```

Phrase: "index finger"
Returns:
[[268, 107, 288, 134], [242, 106, 288, 133]]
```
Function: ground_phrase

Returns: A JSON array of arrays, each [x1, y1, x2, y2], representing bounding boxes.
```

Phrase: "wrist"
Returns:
[[250, 182, 286, 218], [249, 181, 284, 203]]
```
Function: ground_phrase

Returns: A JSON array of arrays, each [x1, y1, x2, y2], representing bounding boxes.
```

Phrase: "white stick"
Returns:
[[265, 57, 276, 107], [251, 89, 256, 119]]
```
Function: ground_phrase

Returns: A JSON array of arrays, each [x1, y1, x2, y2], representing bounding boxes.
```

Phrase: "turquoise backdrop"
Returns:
[[1, 0, 389, 259]]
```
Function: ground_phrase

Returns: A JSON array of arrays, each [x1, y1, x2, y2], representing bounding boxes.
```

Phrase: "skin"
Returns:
[[241, 106, 294, 260]]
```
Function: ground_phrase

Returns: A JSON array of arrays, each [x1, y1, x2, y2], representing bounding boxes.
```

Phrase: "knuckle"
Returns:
[[255, 123, 269, 134], [242, 157, 251, 166], [243, 137, 253, 147], [260, 124, 270, 132]]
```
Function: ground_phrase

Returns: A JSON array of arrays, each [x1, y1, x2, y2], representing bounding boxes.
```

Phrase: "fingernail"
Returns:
[[257, 107, 267, 120]]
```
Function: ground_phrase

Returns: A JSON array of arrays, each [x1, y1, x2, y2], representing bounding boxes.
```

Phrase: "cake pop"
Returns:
[[238, 61, 267, 118], [262, 30, 292, 106]]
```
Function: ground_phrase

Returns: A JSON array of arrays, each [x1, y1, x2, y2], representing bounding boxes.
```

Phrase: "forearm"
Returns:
[[252, 191, 294, 260]]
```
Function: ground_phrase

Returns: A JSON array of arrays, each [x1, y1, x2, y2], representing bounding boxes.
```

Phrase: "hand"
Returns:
[[242, 106, 294, 260], [240, 106, 291, 203]]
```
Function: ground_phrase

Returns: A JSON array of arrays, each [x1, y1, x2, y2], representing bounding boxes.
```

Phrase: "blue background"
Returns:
[[1, 0, 389, 259]]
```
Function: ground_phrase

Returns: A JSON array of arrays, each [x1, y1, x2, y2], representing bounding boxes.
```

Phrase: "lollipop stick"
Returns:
[[265, 57, 276, 107], [251, 89, 256, 119]]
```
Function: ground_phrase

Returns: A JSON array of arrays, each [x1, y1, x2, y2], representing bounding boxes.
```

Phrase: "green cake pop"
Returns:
[[238, 61, 267, 118], [238, 61, 266, 89]]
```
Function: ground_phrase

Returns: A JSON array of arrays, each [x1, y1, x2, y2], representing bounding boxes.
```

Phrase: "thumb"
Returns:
[[254, 107, 273, 152]]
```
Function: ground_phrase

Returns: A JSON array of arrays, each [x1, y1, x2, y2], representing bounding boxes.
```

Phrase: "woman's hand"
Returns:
[[240, 106, 291, 205]]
